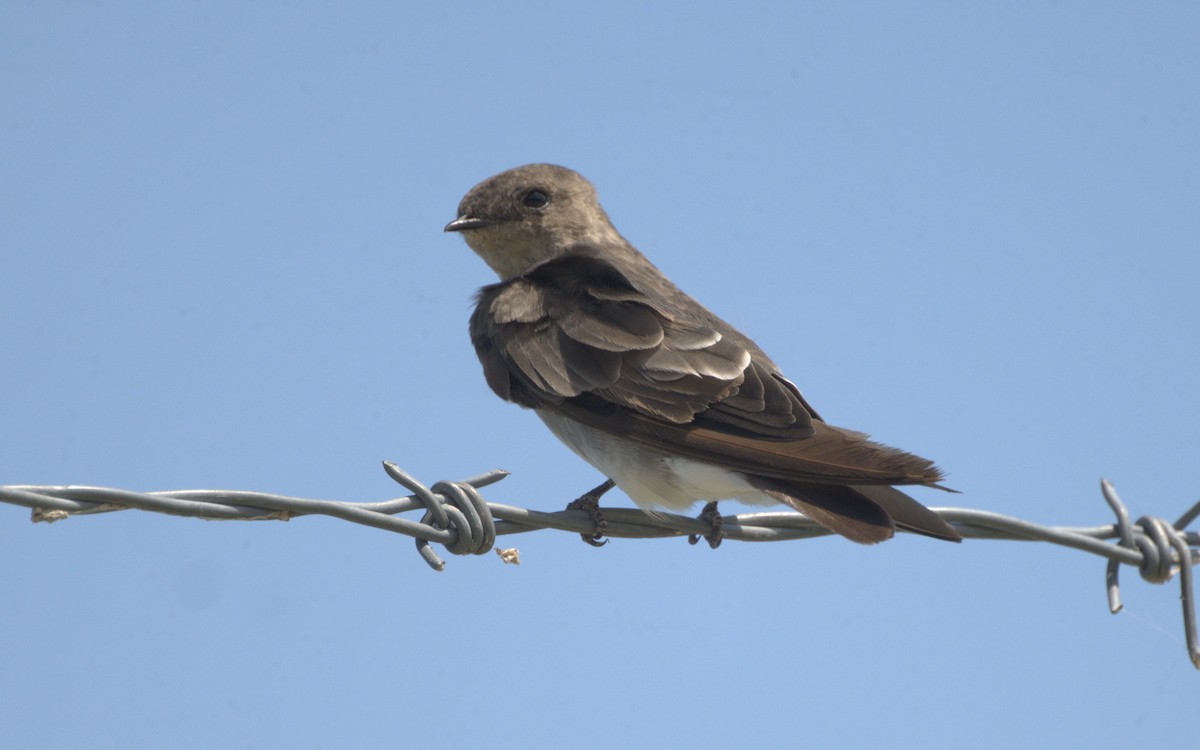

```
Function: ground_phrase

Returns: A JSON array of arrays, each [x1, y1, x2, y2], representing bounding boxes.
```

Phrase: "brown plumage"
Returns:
[[449, 163, 961, 544]]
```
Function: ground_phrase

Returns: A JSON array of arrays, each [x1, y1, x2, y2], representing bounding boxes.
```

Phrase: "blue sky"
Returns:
[[3, 2, 1198, 747]]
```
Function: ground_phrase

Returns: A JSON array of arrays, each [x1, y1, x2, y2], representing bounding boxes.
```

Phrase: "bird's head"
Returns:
[[445, 163, 623, 279]]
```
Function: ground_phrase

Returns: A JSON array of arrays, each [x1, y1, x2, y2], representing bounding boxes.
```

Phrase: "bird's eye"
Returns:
[[522, 189, 550, 209]]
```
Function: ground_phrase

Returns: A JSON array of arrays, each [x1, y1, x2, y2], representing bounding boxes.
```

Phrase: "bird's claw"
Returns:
[[688, 501, 725, 549], [567, 479, 615, 547]]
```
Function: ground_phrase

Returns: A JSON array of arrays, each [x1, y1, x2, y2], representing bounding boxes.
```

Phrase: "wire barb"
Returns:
[[381, 461, 498, 571], [2, 469, 1198, 668], [1101, 479, 1200, 668]]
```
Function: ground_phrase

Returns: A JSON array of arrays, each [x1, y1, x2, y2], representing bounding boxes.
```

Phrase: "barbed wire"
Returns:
[[3, 463, 1198, 670]]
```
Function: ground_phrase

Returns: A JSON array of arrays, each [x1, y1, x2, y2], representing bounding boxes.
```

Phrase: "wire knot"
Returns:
[[1131, 515, 1180, 584], [1100, 479, 1200, 668], [382, 462, 497, 571]]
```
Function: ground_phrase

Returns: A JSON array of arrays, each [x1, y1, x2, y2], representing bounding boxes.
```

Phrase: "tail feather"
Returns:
[[850, 484, 961, 542], [748, 476, 894, 544], [747, 476, 961, 545]]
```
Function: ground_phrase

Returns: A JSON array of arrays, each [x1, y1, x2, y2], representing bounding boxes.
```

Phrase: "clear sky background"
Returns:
[[3, 2, 1198, 747]]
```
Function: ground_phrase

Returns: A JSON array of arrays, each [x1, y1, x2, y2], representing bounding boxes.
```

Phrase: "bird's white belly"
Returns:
[[536, 410, 776, 511]]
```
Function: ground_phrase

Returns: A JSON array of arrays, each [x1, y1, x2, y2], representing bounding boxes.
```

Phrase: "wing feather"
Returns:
[[470, 247, 946, 491], [471, 250, 806, 428], [558, 302, 664, 351]]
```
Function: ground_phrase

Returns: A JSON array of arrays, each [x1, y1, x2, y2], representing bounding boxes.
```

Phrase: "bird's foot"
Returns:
[[566, 478, 615, 547], [688, 501, 725, 549]]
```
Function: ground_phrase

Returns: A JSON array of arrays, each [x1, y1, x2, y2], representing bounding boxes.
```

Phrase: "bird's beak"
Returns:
[[444, 216, 492, 233]]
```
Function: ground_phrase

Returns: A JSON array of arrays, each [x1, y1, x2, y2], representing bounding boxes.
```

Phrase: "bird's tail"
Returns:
[[747, 476, 962, 544]]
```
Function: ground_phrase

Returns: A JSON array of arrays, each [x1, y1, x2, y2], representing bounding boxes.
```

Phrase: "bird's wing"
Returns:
[[470, 248, 945, 488], [470, 248, 815, 438], [551, 399, 945, 486]]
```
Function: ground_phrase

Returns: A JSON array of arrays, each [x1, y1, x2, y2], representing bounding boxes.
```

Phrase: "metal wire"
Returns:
[[3, 464, 1198, 669]]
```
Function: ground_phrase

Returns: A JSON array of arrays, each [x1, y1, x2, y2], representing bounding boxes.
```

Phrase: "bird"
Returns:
[[445, 163, 961, 546]]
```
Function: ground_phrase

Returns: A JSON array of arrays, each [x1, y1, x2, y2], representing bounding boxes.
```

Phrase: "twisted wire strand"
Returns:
[[3, 465, 1198, 668]]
